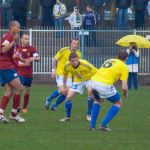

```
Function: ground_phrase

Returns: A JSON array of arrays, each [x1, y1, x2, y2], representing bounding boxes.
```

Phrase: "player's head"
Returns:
[[117, 49, 128, 61], [70, 37, 79, 52], [69, 52, 79, 68], [8, 20, 20, 34], [21, 34, 30, 47]]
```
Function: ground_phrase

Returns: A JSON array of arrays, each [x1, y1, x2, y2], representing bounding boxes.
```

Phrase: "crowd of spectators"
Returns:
[[0, 0, 149, 29]]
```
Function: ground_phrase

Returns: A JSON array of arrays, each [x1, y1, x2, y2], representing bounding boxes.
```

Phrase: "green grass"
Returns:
[[0, 84, 150, 150]]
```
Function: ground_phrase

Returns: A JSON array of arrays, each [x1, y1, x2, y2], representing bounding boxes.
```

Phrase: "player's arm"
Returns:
[[51, 50, 62, 78], [51, 57, 57, 79], [2, 41, 15, 53], [28, 53, 40, 62], [121, 80, 128, 99], [2, 33, 18, 53], [63, 65, 69, 87]]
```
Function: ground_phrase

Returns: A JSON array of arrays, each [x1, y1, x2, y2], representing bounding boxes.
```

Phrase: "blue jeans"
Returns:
[[55, 17, 64, 37], [117, 9, 128, 30], [128, 72, 138, 90]]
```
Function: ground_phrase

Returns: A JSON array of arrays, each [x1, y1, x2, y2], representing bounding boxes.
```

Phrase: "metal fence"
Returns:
[[0, 28, 150, 79]]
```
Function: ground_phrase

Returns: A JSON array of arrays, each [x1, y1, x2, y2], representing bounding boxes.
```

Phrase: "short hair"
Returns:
[[69, 52, 78, 61], [70, 37, 79, 43], [8, 20, 19, 29], [117, 49, 128, 61]]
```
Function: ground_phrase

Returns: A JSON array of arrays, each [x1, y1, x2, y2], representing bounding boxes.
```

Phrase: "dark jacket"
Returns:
[[115, 0, 132, 9], [90, 0, 105, 7], [40, 0, 55, 8], [133, 0, 148, 11], [12, 0, 27, 16], [83, 11, 96, 29], [0, 0, 12, 8]]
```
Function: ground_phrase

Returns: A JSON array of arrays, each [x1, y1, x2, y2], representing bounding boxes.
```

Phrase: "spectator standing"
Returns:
[[0, 0, 12, 28], [83, 5, 97, 47], [68, 6, 82, 37], [90, 0, 106, 26], [133, 0, 148, 28], [126, 42, 139, 90], [40, 0, 56, 27], [53, 0, 66, 37], [115, 0, 132, 30], [11, 0, 28, 28]]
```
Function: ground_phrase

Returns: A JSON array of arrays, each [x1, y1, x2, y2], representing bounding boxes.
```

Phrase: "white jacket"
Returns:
[[68, 12, 82, 29], [53, 2, 66, 19]]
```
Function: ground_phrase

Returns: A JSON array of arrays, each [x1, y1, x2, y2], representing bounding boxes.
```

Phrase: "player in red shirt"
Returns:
[[17, 34, 40, 113], [0, 21, 28, 123]]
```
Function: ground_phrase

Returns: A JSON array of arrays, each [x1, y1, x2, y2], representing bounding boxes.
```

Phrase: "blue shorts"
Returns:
[[107, 92, 120, 103], [19, 76, 33, 87], [92, 89, 120, 103], [0, 69, 18, 86]]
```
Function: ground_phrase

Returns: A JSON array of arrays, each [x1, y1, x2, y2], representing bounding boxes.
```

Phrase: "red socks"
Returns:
[[23, 94, 30, 109], [0, 96, 10, 114]]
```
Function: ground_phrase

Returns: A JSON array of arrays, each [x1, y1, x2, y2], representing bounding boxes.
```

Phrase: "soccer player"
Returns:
[[45, 38, 81, 111], [90, 49, 129, 131], [16, 34, 40, 113], [60, 52, 98, 122], [0, 21, 27, 123]]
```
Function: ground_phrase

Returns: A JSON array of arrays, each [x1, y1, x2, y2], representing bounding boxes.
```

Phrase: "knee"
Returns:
[[15, 84, 23, 94], [4, 90, 13, 98], [114, 100, 122, 107]]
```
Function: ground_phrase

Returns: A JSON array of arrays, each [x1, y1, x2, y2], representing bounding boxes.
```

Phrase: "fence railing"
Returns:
[[0, 28, 150, 76]]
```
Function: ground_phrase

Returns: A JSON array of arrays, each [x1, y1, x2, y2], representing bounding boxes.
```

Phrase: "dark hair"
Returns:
[[69, 52, 78, 61], [117, 50, 128, 61]]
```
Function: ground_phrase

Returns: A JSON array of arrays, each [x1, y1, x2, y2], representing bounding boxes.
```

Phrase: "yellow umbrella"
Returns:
[[116, 34, 150, 48]]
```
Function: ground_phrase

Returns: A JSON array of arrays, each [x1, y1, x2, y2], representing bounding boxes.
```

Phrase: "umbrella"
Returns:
[[116, 34, 150, 48]]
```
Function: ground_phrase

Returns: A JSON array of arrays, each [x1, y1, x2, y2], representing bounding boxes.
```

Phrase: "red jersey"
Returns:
[[0, 32, 16, 69], [17, 45, 37, 77]]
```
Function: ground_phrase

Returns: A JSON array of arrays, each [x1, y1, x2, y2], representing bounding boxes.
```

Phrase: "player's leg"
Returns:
[[45, 76, 63, 109], [0, 84, 13, 123], [51, 94, 66, 111], [90, 88, 104, 130], [60, 90, 76, 121], [51, 78, 72, 110], [22, 86, 30, 113], [86, 86, 94, 121], [100, 92, 121, 132], [21, 77, 32, 113], [9, 77, 25, 122]]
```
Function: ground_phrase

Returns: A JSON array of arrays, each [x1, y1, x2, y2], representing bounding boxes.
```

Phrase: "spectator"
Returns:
[[147, 0, 150, 22], [133, 0, 148, 28], [0, 0, 12, 28], [40, 0, 56, 27], [53, 0, 66, 37], [83, 5, 97, 47], [67, 6, 82, 37], [11, 0, 28, 28], [90, 0, 106, 26], [115, 0, 132, 30], [126, 42, 139, 90]]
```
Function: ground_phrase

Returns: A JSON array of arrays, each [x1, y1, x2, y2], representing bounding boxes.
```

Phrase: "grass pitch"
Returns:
[[0, 84, 150, 150]]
